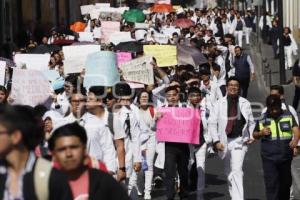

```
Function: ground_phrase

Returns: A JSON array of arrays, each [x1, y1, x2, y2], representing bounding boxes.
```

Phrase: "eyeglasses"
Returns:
[[71, 99, 86, 103]]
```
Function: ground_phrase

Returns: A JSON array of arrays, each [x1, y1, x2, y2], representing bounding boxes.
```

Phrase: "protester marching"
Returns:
[[0, 0, 299, 200]]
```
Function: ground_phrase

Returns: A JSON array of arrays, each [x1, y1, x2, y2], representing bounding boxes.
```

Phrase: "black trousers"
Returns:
[[239, 79, 250, 98], [262, 157, 292, 200], [292, 86, 300, 110], [164, 143, 189, 200]]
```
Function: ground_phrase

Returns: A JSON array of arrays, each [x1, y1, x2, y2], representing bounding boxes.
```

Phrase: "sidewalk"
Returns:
[[250, 33, 300, 198]]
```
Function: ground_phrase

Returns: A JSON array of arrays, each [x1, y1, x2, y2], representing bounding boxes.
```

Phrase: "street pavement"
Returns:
[[136, 35, 300, 200]]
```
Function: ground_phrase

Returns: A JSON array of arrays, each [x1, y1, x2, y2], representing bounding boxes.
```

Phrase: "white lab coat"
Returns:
[[62, 112, 117, 172], [208, 96, 256, 159], [115, 106, 141, 177]]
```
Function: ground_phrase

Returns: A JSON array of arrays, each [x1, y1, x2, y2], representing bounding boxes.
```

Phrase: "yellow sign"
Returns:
[[143, 45, 177, 67]]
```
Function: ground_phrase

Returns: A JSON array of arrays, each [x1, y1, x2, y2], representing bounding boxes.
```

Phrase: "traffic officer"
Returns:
[[253, 95, 300, 200]]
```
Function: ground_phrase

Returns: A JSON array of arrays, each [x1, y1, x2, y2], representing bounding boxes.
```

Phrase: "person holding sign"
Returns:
[[208, 77, 255, 200], [157, 86, 190, 200]]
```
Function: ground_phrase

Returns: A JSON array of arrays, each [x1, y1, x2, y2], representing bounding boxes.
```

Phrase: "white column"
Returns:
[[270, 0, 274, 15], [266, 0, 269, 12]]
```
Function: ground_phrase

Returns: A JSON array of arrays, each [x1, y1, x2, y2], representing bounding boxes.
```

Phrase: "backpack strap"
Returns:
[[34, 158, 52, 200], [108, 111, 115, 135]]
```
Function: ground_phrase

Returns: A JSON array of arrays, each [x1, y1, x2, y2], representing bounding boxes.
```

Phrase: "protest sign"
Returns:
[[90, 8, 101, 20], [42, 70, 60, 82], [11, 68, 52, 107], [120, 56, 154, 85], [0, 61, 6, 85], [143, 45, 177, 67], [95, 3, 110, 8], [63, 45, 101, 74], [135, 23, 149, 29], [52, 77, 65, 90], [116, 52, 132, 68], [78, 32, 94, 42], [84, 51, 120, 87], [153, 33, 169, 44], [14, 54, 50, 71], [93, 27, 102, 39], [80, 5, 94, 15], [109, 32, 133, 45], [101, 21, 120, 44], [156, 107, 201, 144], [127, 81, 145, 89]]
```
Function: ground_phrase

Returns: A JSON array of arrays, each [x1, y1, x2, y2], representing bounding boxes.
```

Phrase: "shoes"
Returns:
[[144, 192, 151, 200], [153, 176, 163, 188]]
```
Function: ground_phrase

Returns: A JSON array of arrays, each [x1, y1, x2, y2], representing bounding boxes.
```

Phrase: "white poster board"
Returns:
[[11, 68, 52, 107]]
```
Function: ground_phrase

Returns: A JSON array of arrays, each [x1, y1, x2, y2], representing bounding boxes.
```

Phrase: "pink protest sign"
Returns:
[[157, 107, 201, 144], [117, 52, 132, 68]]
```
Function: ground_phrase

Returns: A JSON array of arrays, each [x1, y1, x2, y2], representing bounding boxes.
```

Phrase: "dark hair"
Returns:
[[89, 86, 105, 98], [65, 75, 79, 88], [114, 82, 132, 97], [270, 85, 284, 95], [0, 105, 44, 150], [212, 62, 221, 71], [33, 105, 48, 119], [136, 89, 152, 105], [188, 87, 201, 95], [0, 86, 8, 104], [226, 76, 240, 86], [266, 95, 281, 107], [48, 122, 87, 151], [165, 86, 179, 94]]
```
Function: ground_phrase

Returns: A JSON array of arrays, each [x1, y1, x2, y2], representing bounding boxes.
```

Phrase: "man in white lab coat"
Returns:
[[208, 77, 256, 200], [113, 82, 142, 199], [62, 92, 117, 173]]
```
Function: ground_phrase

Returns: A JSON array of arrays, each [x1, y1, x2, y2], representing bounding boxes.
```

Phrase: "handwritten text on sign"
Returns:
[[120, 56, 154, 85], [156, 107, 201, 144], [11, 68, 52, 107]]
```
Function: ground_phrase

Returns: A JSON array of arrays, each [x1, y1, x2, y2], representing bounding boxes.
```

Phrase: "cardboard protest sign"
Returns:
[[157, 107, 201, 144], [84, 51, 120, 87], [101, 21, 120, 44], [120, 56, 154, 85], [109, 32, 133, 45], [143, 45, 177, 67], [80, 5, 94, 15], [0, 61, 6, 85], [14, 54, 50, 71], [78, 32, 94, 42], [63, 45, 101, 74], [116, 52, 132, 68], [11, 68, 52, 107]]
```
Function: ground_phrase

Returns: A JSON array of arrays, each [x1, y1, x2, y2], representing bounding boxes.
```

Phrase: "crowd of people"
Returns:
[[0, 1, 299, 200]]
